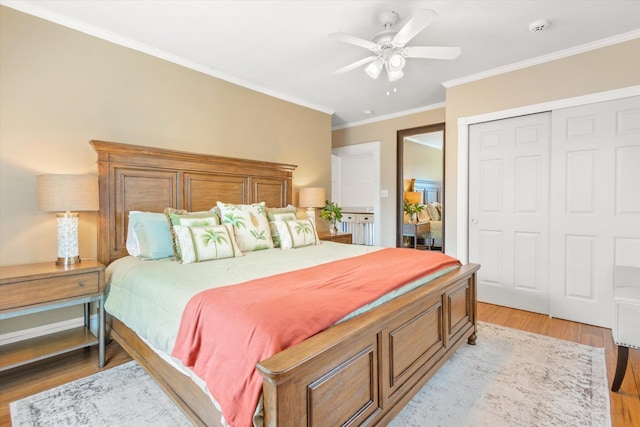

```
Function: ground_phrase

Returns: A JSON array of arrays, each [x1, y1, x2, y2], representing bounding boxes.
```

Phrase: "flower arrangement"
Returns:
[[403, 199, 425, 224], [320, 200, 343, 233]]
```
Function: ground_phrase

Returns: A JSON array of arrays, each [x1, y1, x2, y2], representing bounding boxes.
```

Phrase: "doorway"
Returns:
[[332, 141, 381, 246], [396, 123, 445, 249]]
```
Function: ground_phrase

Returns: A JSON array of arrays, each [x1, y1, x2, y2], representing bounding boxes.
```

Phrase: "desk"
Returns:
[[402, 222, 431, 249]]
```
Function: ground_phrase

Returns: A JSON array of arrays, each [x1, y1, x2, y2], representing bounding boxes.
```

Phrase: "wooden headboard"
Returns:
[[91, 140, 296, 265], [413, 179, 442, 204]]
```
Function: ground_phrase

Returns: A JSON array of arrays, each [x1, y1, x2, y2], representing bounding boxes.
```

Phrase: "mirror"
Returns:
[[396, 123, 445, 251]]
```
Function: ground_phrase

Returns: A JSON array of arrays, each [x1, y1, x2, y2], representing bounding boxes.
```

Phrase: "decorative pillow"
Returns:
[[217, 202, 274, 252], [266, 205, 298, 248], [426, 202, 441, 221], [164, 208, 220, 260], [128, 211, 174, 260], [274, 219, 320, 249], [417, 207, 431, 222], [434, 202, 442, 217], [173, 224, 242, 264]]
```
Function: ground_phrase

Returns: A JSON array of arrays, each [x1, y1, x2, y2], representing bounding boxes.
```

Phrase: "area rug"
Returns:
[[389, 322, 611, 427], [11, 322, 611, 427]]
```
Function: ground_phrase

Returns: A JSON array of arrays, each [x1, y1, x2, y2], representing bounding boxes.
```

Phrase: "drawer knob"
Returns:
[[78, 282, 85, 287]]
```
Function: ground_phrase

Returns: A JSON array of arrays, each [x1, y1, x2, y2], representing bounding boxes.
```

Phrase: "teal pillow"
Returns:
[[129, 212, 174, 259]]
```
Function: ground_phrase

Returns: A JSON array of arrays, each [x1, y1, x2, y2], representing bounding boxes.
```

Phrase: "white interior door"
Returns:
[[332, 142, 381, 246], [548, 96, 640, 327], [469, 113, 551, 314]]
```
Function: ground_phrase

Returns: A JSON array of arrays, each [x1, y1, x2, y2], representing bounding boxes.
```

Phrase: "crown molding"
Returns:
[[332, 102, 446, 131], [443, 29, 640, 88]]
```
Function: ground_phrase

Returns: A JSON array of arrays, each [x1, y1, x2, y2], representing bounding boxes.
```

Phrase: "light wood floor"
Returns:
[[1, 302, 638, 426]]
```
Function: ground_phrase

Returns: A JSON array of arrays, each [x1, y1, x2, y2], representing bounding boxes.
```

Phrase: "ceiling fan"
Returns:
[[330, 9, 461, 82]]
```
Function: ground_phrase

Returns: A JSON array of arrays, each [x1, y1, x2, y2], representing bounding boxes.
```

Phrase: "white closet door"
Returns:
[[549, 96, 640, 327], [469, 112, 551, 314]]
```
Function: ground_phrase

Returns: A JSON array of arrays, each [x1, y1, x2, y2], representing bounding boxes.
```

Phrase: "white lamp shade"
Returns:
[[365, 57, 384, 79], [387, 68, 404, 82], [38, 174, 99, 212], [387, 53, 406, 71], [299, 187, 326, 208]]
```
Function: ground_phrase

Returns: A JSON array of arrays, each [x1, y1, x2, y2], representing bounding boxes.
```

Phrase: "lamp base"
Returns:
[[56, 256, 81, 266], [56, 212, 81, 266], [305, 207, 316, 226]]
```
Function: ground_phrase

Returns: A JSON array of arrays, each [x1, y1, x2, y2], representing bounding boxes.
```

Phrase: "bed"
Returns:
[[92, 140, 480, 427]]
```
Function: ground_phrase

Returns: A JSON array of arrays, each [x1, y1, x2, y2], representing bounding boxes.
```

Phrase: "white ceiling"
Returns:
[[4, 0, 639, 129], [406, 131, 443, 150]]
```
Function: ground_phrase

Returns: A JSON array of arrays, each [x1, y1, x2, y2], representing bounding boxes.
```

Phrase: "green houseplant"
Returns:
[[320, 200, 343, 234], [403, 199, 425, 224]]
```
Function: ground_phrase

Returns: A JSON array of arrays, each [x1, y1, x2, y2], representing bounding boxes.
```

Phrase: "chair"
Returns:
[[611, 266, 640, 392]]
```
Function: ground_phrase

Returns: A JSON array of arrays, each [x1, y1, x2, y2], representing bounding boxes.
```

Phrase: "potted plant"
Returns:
[[320, 200, 343, 234], [403, 199, 425, 224]]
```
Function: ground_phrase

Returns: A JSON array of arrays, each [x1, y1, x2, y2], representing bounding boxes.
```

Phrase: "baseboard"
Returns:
[[0, 315, 99, 346]]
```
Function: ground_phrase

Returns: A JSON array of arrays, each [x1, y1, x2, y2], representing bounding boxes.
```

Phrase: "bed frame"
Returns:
[[92, 140, 480, 427]]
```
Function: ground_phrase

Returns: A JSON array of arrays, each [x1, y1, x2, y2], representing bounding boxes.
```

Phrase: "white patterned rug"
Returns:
[[11, 322, 611, 427]]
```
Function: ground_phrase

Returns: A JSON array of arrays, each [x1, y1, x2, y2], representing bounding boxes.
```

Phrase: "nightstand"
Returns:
[[0, 259, 106, 371], [318, 231, 353, 244]]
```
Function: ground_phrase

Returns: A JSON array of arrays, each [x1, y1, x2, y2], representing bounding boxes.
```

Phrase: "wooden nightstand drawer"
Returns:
[[0, 272, 99, 311]]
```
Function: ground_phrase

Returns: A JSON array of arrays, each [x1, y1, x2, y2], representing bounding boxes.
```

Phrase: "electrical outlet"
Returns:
[[380, 189, 389, 197]]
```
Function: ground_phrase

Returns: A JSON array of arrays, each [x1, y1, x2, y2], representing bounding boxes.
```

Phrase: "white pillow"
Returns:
[[266, 205, 298, 248], [426, 203, 441, 221], [269, 212, 297, 248], [217, 202, 274, 252], [173, 224, 243, 263], [126, 211, 142, 256], [274, 219, 320, 249]]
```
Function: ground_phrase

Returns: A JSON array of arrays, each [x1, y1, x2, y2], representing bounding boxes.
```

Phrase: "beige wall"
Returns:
[[404, 142, 443, 183], [0, 7, 331, 334], [444, 38, 640, 256], [332, 108, 446, 247]]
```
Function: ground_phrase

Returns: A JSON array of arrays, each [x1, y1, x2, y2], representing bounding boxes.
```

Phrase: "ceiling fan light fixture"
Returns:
[[387, 53, 405, 71], [387, 68, 404, 82], [365, 57, 385, 79]]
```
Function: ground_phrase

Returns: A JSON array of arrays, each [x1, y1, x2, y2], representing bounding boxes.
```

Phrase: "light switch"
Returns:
[[380, 189, 389, 197]]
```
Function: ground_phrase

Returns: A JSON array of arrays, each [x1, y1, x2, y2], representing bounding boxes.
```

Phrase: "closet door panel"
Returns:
[[549, 96, 640, 327], [469, 112, 550, 314]]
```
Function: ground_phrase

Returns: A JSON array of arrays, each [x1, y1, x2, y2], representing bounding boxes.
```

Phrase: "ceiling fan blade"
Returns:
[[404, 46, 462, 60], [333, 56, 378, 74], [392, 9, 436, 47], [329, 32, 378, 50]]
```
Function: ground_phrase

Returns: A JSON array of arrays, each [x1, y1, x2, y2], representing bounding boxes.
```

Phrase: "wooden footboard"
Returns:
[[257, 263, 479, 426], [108, 264, 478, 427]]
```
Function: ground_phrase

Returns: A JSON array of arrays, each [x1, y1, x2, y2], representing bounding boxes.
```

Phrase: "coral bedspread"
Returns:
[[172, 248, 460, 427]]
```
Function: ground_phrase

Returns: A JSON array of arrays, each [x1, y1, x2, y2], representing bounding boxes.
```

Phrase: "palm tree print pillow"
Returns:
[[164, 208, 220, 261], [274, 219, 320, 249], [217, 202, 274, 252], [173, 224, 242, 263]]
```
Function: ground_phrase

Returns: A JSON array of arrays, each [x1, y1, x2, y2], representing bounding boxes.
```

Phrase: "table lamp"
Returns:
[[403, 191, 422, 205], [298, 187, 325, 226], [37, 174, 99, 265]]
